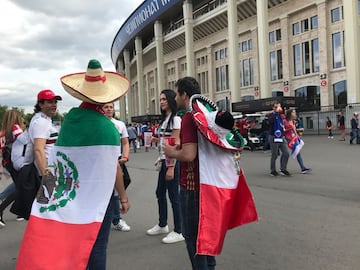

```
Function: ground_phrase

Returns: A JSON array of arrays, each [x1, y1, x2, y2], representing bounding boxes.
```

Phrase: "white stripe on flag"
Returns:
[[31, 145, 120, 224], [198, 134, 239, 189]]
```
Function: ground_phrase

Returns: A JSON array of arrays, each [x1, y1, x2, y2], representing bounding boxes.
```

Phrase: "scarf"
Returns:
[[273, 113, 283, 142]]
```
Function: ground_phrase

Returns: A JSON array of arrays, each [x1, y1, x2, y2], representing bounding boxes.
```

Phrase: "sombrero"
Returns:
[[190, 94, 244, 150], [60, 59, 129, 104]]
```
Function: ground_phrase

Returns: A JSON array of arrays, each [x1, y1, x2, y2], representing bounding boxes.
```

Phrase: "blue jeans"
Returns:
[[156, 159, 182, 233], [0, 182, 16, 201], [112, 194, 121, 225], [350, 129, 359, 144], [87, 194, 116, 270], [296, 152, 306, 170], [180, 189, 216, 270]]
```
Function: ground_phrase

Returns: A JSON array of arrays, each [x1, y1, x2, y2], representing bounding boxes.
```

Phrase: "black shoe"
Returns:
[[0, 214, 5, 227], [270, 171, 279, 177], [280, 170, 291, 176]]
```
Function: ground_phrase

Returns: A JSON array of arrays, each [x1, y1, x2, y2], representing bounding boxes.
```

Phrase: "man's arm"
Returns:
[[119, 137, 130, 164], [114, 164, 130, 213], [163, 142, 197, 162], [33, 138, 47, 175]]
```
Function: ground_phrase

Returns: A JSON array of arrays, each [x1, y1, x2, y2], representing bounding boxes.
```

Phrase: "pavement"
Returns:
[[0, 135, 359, 270]]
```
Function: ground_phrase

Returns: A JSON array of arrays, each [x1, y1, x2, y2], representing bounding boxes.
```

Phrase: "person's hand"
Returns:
[[163, 143, 178, 158], [165, 167, 174, 181], [120, 198, 130, 214], [118, 157, 128, 164]]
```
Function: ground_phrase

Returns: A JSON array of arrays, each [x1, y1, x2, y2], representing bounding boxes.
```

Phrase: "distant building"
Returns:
[[111, 0, 360, 122]]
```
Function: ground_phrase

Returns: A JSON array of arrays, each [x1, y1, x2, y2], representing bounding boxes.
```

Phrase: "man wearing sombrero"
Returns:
[[16, 59, 130, 270], [164, 77, 258, 269]]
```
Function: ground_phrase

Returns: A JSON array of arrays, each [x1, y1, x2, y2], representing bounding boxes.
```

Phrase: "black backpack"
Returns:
[[1, 143, 18, 181]]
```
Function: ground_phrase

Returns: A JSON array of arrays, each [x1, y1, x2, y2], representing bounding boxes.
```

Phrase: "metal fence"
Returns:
[[298, 103, 360, 135]]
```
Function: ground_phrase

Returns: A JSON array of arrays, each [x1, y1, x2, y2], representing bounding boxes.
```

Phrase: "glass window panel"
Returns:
[[243, 59, 250, 86], [250, 58, 254, 85], [293, 22, 300, 35], [293, 44, 301, 76], [277, 50, 283, 79], [301, 19, 309, 32], [311, 15, 318, 29], [331, 7, 340, 23], [302, 42, 310, 74], [269, 31, 275, 43], [311, 38, 319, 72], [276, 29, 281, 41], [332, 32, 342, 68], [270, 51, 277, 81]]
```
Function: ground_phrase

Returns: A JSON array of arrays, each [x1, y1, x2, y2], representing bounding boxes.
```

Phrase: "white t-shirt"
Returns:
[[11, 131, 34, 171], [29, 112, 59, 169], [111, 118, 128, 156], [159, 114, 181, 159]]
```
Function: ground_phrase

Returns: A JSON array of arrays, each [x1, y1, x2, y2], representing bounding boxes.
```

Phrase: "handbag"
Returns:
[[120, 163, 131, 189]]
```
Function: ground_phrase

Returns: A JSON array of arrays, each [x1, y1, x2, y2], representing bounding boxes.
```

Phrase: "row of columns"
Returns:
[[118, 0, 360, 122]]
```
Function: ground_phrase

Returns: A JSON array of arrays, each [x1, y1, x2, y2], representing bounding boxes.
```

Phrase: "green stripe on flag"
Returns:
[[56, 108, 120, 146]]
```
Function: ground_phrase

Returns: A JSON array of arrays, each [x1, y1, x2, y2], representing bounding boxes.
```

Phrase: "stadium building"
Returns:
[[111, 0, 360, 130]]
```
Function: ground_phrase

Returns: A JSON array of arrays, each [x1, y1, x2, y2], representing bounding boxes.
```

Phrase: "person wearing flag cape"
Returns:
[[16, 59, 131, 270], [163, 77, 258, 270]]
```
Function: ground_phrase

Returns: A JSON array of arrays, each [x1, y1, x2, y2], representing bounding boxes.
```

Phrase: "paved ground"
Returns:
[[0, 135, 359, 270]]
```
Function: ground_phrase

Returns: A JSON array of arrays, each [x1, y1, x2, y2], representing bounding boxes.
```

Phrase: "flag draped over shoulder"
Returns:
[[197, 134, 258, 256], [16, 108, 120, 270], [288, 136, 304, 159]]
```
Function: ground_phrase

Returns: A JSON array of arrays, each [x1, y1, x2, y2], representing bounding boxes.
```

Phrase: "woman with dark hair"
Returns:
[[146, 89, 184, 244], [284, 109, 311, 174]]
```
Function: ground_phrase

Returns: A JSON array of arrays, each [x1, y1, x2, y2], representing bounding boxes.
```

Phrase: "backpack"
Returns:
[[1, 143, 18, 181]]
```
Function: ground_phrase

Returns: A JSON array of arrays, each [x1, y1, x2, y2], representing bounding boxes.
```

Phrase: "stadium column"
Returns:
[[256, 0, 271, 98], [343, 0, 360, 104], [227, 0, 240, 110], [317, 0, 331, 107], [135, 36, 145, 115], [155, 20, 165, 113], [117, 58, 127, 121], [279, 15, 290, 96], [207, 46, 214, 101], [124, 49, 133, 122], [183, 0, 195, 77]]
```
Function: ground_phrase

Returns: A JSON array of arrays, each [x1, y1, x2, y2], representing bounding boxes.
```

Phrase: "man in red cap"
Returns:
[[29, 89, 62, 177]]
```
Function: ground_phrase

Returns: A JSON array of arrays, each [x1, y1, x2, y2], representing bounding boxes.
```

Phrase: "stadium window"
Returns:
[[311, 38, 319, 72], [311, 15, 318, 29], [276, 29, 281, 41], [331, 7, 341, 23], [301, 19, 309, 32], [292, 22, 300, 35], [302, 41, 310, 74], [269, 31, 275, 44], [332, 32, 343, 68], [293, 44, 301, 76]]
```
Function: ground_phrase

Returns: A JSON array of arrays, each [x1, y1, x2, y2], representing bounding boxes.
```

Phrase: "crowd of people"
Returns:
[[0, 62, 359, 269]]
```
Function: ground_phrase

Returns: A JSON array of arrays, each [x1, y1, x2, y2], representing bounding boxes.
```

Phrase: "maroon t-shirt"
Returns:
[[179, 112, 200, 190]]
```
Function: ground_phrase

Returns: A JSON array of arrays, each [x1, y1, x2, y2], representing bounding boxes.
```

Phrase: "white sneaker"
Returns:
[[146, 224, 169, 235], [162, 231, 185, 244], [114, 219, 131, 232]]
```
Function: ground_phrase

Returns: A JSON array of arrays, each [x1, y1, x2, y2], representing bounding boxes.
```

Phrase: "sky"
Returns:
[[0, 0, 143, 114]]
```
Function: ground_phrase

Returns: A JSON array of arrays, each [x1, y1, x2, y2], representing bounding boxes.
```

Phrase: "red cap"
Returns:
[[37, 89, 62, 101]]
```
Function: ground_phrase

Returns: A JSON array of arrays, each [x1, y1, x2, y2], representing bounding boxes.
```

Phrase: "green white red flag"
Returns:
[[16, 108, 120, 270]]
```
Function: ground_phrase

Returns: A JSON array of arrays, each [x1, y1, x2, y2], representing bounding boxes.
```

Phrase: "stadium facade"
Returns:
[[111, 0, 360, 125]]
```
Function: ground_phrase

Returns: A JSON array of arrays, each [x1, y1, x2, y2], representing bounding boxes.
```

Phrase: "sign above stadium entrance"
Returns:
[[111, 0, 181, 64]]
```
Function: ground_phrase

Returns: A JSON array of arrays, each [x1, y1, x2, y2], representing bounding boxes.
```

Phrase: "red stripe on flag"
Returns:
[[16, 215, 101, 270], [197, 171, 258, 255]]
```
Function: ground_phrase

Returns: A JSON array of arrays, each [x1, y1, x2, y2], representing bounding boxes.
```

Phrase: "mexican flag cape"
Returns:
[[16, 108, 120, 270], [197, 134, 259, 255]]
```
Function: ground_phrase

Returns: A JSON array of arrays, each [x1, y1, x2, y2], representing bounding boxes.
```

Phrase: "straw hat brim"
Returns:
[[60, 71, 129, 104], [191, 95, 243, 151]]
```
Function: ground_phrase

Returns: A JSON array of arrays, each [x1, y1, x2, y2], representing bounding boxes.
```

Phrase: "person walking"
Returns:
[[326, 116, 333, 139], [338, 111, 346, 141], [146, 89, 184, 244], [268, 102, 291, 177], [102, 102, 131, 232], [284, 109, 311, 174], [349, 112, 359, 144], [127, 123, 138, 152]]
